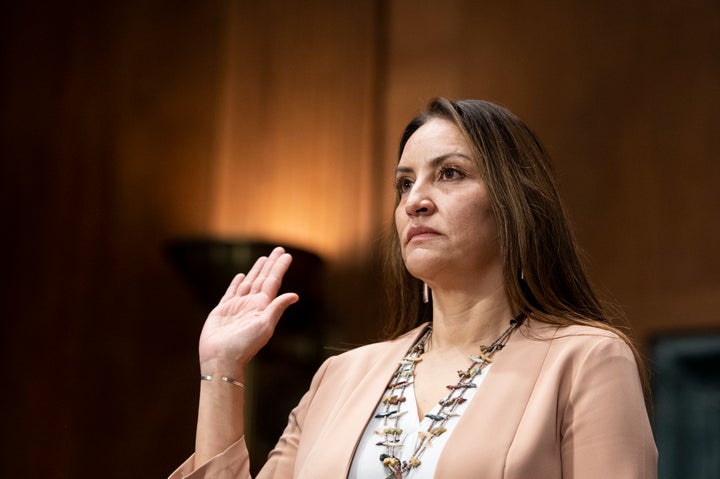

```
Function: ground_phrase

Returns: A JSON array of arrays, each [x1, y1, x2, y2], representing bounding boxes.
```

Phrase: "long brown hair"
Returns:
[[382, 98, 645, 382]]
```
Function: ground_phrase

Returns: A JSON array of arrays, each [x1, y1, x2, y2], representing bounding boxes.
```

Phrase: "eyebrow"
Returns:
[[395, 153, 473, 174]]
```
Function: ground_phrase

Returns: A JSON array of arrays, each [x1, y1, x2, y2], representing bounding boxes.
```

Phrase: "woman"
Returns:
[[170, 98, 657, 478]]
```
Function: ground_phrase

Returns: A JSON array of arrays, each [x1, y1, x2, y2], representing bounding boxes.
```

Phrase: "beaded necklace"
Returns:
[[375, 315, 524, 478]]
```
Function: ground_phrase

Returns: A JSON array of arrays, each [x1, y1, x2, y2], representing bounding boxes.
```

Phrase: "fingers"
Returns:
[[226, 247, 293, 299], [250, 247, 292, 296], [264, 292, 300, 325], [239, 255, 269, 295], [219, 273, 245, 303]]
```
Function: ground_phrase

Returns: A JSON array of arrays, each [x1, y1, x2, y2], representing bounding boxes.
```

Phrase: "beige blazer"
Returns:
[[171, 319, 657, 478]]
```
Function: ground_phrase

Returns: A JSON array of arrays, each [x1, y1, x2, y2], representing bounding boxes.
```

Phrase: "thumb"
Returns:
[[265, 292, 299, 325]]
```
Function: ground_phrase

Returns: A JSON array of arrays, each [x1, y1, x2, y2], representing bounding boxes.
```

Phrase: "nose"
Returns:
[[404, 182, 435, 216]]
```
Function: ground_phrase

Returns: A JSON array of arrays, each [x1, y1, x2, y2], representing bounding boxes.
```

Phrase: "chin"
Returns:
[[403, 253, 444, 282]]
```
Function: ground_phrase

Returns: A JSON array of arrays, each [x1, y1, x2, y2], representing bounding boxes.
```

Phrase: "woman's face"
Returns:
[[394, 118, 502, 288]]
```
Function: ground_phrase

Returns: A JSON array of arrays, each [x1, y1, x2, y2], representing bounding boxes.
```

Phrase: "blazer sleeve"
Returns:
[[560, 335, 658, 479], [168, 356, 335, 479]]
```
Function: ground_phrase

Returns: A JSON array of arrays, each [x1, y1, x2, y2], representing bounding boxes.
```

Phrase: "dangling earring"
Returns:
[[423, 283, 431, 303], [520, 270, 526, 281]]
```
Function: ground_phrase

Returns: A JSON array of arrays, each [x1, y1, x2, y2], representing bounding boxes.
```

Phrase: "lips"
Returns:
[[406, 225, 440, 243]]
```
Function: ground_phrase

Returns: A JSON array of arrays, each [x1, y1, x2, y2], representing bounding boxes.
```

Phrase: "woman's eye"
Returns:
[[395, 177, 413, 194], [440, 166, 462, 180]]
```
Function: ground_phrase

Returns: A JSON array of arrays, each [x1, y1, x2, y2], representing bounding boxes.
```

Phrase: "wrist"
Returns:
[[200, 356, 246, 381], [200, 374, 246, 390]]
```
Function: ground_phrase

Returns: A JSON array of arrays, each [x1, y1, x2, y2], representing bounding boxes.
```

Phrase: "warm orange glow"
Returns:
[[207, 2, 383, 262]]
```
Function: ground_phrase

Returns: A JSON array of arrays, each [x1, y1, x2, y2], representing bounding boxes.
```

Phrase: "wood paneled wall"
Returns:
[[0, 1, 718, 478], [0, 3, 225, 478], [208, 2, 383, 261], [382, 0, 720, 344], [0, 1, 381, 477]]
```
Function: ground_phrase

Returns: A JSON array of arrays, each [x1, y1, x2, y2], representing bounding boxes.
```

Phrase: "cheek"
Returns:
[[394, 205, 406, 252], [394, 204, 405, 233], [459, 199, 497, 239]]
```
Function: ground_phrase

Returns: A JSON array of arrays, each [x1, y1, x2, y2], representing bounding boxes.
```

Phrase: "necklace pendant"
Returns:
[[374, 410, 398, 419], [430, 425, 447, 436], [377, 426, 403, 436], [382, 395, 407, 405], [424, 413, 446, 422], [469, 352, 493, 363], [380, 454, 403, 479], [387, 380, 409, 388], [439, 397, 467, 407], [446, 382, 477, 390], [402, 356, 423, 362]]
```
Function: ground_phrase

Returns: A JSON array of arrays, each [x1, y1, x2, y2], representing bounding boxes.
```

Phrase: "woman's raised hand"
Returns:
[[198, 247, 299, 376]]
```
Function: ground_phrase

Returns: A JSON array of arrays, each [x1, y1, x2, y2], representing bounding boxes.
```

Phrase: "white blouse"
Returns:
[[348, 364, 492, 479]]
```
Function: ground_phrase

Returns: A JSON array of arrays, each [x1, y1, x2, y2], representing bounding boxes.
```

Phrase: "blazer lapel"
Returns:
[[297, 323, 430, 479], [434, 319, 554, 478]]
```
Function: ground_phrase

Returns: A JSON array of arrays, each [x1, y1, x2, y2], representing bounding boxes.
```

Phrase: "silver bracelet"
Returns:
[[199, 374, 245, 390], [221, 376, 246, 389]]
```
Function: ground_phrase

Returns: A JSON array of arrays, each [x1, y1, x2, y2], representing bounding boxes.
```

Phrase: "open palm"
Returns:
[[198, 247, 299, 372]]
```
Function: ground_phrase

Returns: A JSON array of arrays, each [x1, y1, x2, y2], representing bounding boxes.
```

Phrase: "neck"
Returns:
[[427, 284, 514, 352]]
